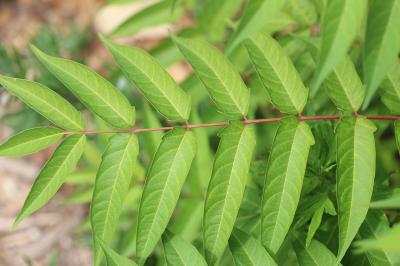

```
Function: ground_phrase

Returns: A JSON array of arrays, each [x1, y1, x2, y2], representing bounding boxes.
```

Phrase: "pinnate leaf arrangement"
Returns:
[[1, 0, 400, 265]]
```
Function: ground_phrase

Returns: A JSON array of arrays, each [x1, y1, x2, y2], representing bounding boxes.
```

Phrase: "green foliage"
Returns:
[[31, 46, 135, 129], [229, 228, 277, 266], [262, 117, 314, 254], [91, 134, 139, 265], [14, 134, 86, 226], [203, 122, 255, 264], [162, 230, 207, 266], [336, 117, 376, 261], [0, 127, 64, 157], [1, 0, 400, 264], [173, 36, 250, 118], [0, 76, 84, 131], [136, 128, 196, 263]]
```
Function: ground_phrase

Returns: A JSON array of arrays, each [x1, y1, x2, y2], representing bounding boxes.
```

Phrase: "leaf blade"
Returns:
[[261, 117, 315, 254], [380, 62, 400, 114], [336, 117, 376, 261], [136, 128, 196, 262], [293, 235, 338, 266], [0, 127, 64, 157], [101, 36, 191, 121], [244, 33, 308, 114], [90, 134, 139, 265], [173, 37, 250, 118], [0, 75, 84, 131], [203, 122, 256, 264], [31, 46, 135, 129], [98, 238, 138, 266], [162, 230, 207, 266], [14, 134, 86, 226], [363, 0, 400, 108]]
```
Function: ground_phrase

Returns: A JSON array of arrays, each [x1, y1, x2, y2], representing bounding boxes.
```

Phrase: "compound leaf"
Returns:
[[98, 238, 138, 266], [244, 33, 308, 114], [312, 0, 367, 90], [14, 134, 86, 226], [101, 37, 191, 121], [262, 117, 315, 254], [91, 134, 139, 265], [336, 117, 376, 262], [203, 122, 256, 265], [229, 228, 277, 266], [173, 36, 250, 118], [136, 128, 196, 263], [0, 127, 64, 157], [31, 46, 135, 129], [226, 0, 286, 53], [0, 75, 84, 131], [363, 0, 400, 108], [162, 230, 207, 266], [293, 235, 338, 266], [380, 62, 400, 114]]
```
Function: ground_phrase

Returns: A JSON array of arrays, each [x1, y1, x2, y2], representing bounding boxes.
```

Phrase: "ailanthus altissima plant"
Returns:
[[1, 0, 400, 265]]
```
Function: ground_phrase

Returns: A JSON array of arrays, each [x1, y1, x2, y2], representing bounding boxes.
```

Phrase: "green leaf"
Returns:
[[162, 230, 207, 266], [90, 134, 139, 265], [284, 0, 317, 26], [306, 203, 324, 247], [261, 117, 315, 254], [203, 122, 256, 265], [0, 127, 64, 157], [363, 0, 400, 108], [173, 36, 250, 118], [358, 210, 400, 265], [293, 235, 338, 266], [98, 238, 138, 266], [323, 56, 365, 112], [226, 0, 286, 53], [31, 46, 135, 129], [101, 36, 191, 121], [380, 62, 400, 114], [311, 0, 367, 90], [229, 228, 277, 266], [136, 128, 196, 263], [370, 188, 400, 209], [336, 117, 376, 261], [0, 75, 84, 131], [111, 0, 182, 38], [14, 134, 86, 226], [244, 33, 309, 114]]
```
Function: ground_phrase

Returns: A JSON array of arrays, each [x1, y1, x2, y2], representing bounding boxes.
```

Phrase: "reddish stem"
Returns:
[[65, 115, 400, 135]]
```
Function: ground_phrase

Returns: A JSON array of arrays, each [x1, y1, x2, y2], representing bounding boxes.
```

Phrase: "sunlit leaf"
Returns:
[[336, 117, 376, 261], [173, 36, 250, 118], [363, 0, 400, 108], [262, 117, 315, 254], [356, 224, 400, 253], [101, 36, 191, 121], [203, 122, 256, 265], [14, 134, 86, 226], [0, 127, 64, 157], [31, 46, 135, 129], [162, 230, 207, 266], [136, 128, 196, 263], [311, 0, 367, 91], [91, 134, 139, 265], [98, 238, 138, 266], [229, 228, 277, 266], [244, 33, 308, 114], [0, 75, 84, 131]]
